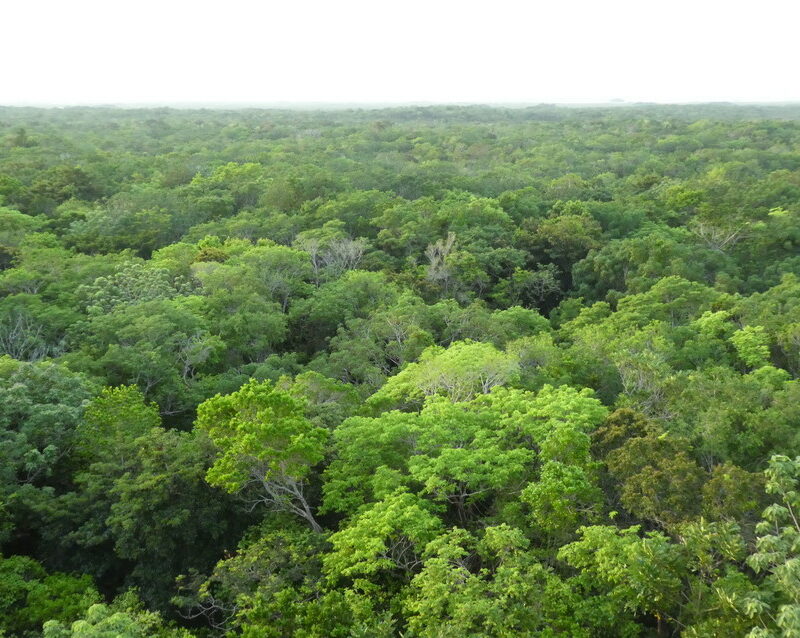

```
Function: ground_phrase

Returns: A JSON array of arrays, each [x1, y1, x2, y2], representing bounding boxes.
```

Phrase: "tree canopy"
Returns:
[[2, 103, 800, 636]]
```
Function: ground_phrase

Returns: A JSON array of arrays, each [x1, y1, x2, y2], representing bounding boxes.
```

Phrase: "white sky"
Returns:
[[3, 0, 799, 105]]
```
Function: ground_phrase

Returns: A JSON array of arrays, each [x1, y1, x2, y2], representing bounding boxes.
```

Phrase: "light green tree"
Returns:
[[195, 380, 327, 532]]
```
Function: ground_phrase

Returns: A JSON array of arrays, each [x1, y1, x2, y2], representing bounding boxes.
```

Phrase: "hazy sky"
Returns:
[[3, 0, 799, 105]]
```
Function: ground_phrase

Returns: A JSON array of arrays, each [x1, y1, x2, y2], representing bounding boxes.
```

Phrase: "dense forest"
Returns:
[[1, 103, 800, 637]]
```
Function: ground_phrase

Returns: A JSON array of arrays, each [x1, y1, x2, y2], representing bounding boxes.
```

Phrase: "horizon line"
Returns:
[[3, 100, 800, 111]]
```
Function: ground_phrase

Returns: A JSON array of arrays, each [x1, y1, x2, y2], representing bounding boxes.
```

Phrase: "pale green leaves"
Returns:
[[731, 325, 772, 369], [195, 380, 327, 531], [365, 340, 519, 410], [323, 491, 443, 581]]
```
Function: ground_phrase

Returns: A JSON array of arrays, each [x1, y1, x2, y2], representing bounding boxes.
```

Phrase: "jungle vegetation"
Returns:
[[1, 103, 800, 636]]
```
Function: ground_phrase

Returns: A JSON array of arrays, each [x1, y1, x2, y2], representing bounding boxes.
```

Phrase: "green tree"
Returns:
[[0, 555, 100, 637], [365, 340, 519, 410], [43, 594, 191, 638], [0, 359, 95, 547], [746, 455, 800, 637], [404, 526, 589, 637], [195, 380, 327, 532], [323, 490, 443, 583]]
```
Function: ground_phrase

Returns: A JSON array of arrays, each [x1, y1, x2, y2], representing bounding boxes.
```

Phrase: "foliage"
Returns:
[[195, 380, 327, 531], [1, 103, 800, 635]]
